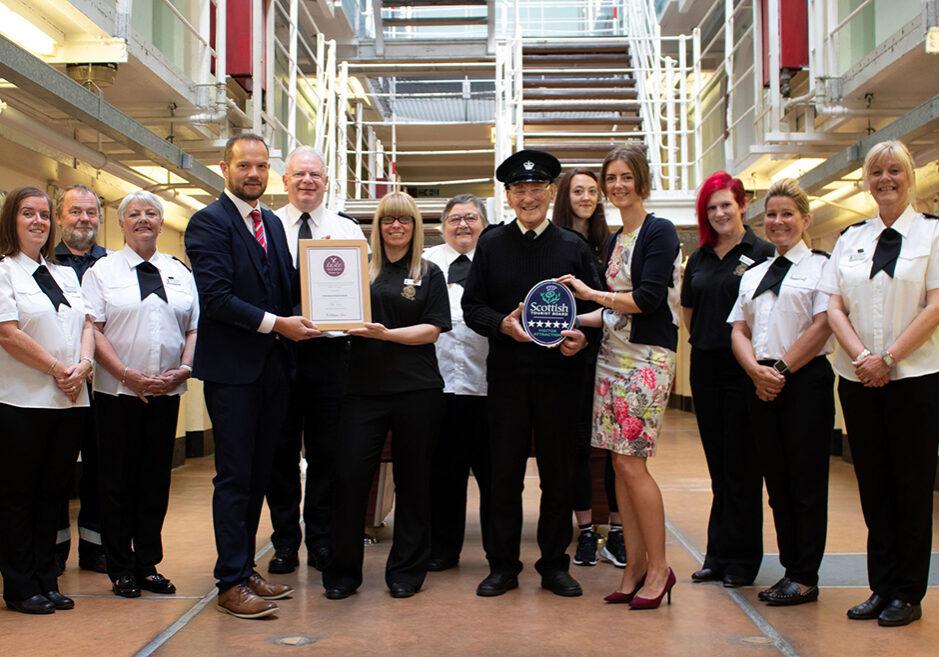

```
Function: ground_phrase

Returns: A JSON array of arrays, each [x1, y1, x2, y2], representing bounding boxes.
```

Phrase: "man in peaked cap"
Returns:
[[462, 149, 602, 597]]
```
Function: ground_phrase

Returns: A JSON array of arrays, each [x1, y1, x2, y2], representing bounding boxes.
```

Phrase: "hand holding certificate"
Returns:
[[298, 239, 371, 330]]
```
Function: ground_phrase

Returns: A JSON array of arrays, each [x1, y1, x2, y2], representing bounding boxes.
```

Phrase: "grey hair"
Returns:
[[117, 190, 164, 222], [57, 184, 101, 218], [439, 194, 488, 233], [284, 145, 327, 173]]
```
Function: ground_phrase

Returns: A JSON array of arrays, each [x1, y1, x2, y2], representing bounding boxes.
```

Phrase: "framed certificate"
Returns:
[[298, 239, 371, 330]]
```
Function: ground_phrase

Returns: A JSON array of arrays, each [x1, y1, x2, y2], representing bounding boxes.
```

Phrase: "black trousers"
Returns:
[[0, 403, 82, 602], [55, 386, 104, 562], [204, 347, 289, 592], [95, 393, 180, 581], [839, 372, 939, 603], [266, 337, 349, 554], [747, 357, 834, 586], [324, 388, 443, 591], [429, 393, 491, 563], [690, 348, 763, 580], [486, 371, 580, 577], [571, 364, 617, 514]]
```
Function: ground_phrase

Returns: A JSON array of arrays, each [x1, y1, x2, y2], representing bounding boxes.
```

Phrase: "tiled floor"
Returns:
[[2, 409, 937, 656]]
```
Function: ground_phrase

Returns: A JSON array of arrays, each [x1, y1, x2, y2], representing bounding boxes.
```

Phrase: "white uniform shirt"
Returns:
[[81, 246, 199, 396], [274, 202, 367, 264], [818, 205, 939, 381], [0, 252, 90, 408], [727, 240, 833, 360], [423, 242, 488, 396]]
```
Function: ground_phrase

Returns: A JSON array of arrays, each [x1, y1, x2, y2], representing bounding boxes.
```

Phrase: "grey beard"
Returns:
[[62, 228, 97, 252]]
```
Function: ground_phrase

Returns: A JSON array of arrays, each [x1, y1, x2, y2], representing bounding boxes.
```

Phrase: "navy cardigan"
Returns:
[[603, 214, 680, 351]]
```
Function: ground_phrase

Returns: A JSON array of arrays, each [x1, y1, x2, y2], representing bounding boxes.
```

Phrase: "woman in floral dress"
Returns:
[[559, 143, 681, 609]]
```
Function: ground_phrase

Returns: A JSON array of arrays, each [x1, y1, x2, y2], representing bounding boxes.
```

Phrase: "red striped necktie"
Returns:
[[251, 209, 267, 255]]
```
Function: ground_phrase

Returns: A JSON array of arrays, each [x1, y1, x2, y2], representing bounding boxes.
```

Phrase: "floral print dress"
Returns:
[[592, 229, 676, 458]]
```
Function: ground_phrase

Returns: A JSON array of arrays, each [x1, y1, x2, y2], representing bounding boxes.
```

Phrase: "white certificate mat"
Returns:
[[299, 239, 371, 330]]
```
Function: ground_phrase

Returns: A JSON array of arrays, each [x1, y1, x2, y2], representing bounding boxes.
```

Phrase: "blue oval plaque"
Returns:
[[522, 279, 577, 347]]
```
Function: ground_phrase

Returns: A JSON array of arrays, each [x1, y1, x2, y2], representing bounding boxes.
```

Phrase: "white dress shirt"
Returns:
[[0, 252, 90, 408], [727, 240, 833, 360], [223, 189, 278, 334], [423, 242, 488, 396], [516, 217, 550, 237], [82, 246, 199, 396], [818, 205, 939, 381], [274, 202, 367, 264]]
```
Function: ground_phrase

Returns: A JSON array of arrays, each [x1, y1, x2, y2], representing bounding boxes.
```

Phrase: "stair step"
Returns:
[[384, 17, 488, 27], [522, 143, 626, 152], [523, 115, 643, 126], [523, 53, 628, 66], [523, 77, 636, 88], [523, 42, 631, 54], [524, 102, 639, 112], [383, 1, 486, 5], [524, 88, 638, 100]]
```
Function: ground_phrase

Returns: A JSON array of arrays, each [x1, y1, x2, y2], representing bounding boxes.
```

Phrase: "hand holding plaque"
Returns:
[[521, 280, 577, 347]]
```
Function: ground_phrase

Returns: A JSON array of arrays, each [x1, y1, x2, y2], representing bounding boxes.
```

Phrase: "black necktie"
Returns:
[[870, 227, 901, 279], [524, 230, 537, 241], [297, 212, 312, 267], [136, 261, 167, 302], [33, 265, 70, 311], [448, 254, 471, 285], [754, 256, 793, 298]]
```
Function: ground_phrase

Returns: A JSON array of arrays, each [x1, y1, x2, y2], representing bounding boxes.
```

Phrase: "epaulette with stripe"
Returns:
[[172, 255, 191, 272], [810, 249, 830, 258], [840, 220, 868, 235], [923, 212, 939, 220], [337, 211, 360, 225]]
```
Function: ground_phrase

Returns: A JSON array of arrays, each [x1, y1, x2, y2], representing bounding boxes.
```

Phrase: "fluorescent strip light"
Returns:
[[0, 3, 57, 57]]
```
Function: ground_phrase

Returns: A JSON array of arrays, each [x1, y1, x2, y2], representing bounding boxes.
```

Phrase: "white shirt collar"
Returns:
[[874, 204, 917, 238], [12, 251, 46, 274], [440, 242, 475, 267], [224, 188, 260, 219], [516, 217, 550, 237], [775, 240, 810, 265], [285, 202, 326, 227], [121, 245, 162, 270]]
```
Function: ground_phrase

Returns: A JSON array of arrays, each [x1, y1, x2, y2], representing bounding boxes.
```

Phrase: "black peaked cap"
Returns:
[[496, 149, 562, 187]]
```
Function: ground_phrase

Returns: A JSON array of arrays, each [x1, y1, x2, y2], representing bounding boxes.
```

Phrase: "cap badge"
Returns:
[[523, 160, 535, 170]]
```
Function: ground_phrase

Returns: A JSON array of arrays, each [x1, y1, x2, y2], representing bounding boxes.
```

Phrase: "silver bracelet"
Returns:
[[80, 356, 94, 365], [854, 348, 871, 362], [179, 364, 193, 373]]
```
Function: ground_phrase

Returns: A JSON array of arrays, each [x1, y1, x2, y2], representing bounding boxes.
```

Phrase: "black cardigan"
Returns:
[[603, 214, 680, 351]]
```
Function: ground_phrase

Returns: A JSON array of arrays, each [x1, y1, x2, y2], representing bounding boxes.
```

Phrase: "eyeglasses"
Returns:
[[445, 213, 481, 225], [290, 171, 325, 181], [507, 185, 551, 200], [379, 216, 414, 225]]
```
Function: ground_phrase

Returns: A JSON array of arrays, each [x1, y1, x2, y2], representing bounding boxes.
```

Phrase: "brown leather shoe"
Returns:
[[216, 584, 278, 619], [248, 570, 294, 600]]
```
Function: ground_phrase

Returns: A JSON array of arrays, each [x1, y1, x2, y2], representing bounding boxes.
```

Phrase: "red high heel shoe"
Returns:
[[603, 575, 646, 603], [628, 568, 676, 609]]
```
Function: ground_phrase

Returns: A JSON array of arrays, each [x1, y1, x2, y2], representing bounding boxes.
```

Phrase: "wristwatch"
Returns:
[[773, 359, 789, 375], [881, 350, 896, 367]]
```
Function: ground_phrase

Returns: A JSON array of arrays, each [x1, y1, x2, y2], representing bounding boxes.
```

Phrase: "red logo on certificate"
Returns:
[[323, 255, 346, 277]]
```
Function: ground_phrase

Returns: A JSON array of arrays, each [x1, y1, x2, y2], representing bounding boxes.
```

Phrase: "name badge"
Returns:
[[733, 254, 753, 277], [64, 285, 79, 295], [849, 250, 866, 262], [166, 276, 182, 286], [403, 278, 422, 286]]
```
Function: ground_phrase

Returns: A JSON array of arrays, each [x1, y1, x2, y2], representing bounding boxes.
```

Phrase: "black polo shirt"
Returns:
[[55, 241, 108, 283], [680, 226, 773, 350], [345, 254, 452, 395]]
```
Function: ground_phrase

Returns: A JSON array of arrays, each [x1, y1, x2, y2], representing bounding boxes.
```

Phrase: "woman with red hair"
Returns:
[[680, 171, 773, 587]]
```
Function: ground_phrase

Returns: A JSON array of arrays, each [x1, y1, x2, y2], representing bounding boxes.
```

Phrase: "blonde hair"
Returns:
[[369, 191, 426, 282], [863, 140, 917, 209], [765, 178, 810, 217]]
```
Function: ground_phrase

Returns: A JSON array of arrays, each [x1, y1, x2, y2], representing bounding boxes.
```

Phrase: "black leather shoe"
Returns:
[[722, 573, 752, 588], [79, 553, 108, 574], [691, 567, 722, 582], [847, 593, 889, 620], [324, 586, 355, 600], [540, 571, 583, 597], [44, 591, 74, 610], [307, 546, 330, 572], [389, 583, 418, 599], [765, 580, 818, 606], [427, 556, 459, 572], [140, 573, 176, 594], [268, 550, 299, 574], [878, 600, 922, 627], [5, 594, 55, 614], [476, 572, 519, 597], [758, 577, 790, 601], [112, 575, 141, 598]]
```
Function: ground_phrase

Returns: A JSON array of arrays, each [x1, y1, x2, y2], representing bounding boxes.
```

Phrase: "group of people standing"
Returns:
[[1, 134, 936, 629]]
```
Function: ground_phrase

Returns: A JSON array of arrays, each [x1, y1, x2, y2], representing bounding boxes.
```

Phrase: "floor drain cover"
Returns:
[[274, 636, 317, 647]]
